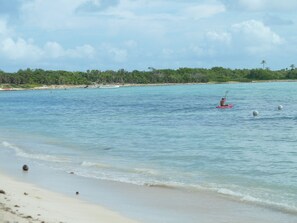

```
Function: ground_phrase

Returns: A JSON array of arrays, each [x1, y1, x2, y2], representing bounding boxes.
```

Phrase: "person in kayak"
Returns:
[[220, 97, 227, 106]]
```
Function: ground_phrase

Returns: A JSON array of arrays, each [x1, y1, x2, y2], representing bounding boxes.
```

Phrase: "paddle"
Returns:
[[223, 91, 229, 106], [224, 90, 229, 99]]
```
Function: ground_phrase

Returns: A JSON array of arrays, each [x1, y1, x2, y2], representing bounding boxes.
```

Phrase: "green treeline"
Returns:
[[0, 67, 297, 87]]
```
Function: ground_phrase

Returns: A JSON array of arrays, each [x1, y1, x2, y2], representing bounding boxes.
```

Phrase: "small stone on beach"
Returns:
[[24, 192, 28, 195], [0, 189, 6, 194], [76, 191, 79, 195], [22, 164, 29, 171]]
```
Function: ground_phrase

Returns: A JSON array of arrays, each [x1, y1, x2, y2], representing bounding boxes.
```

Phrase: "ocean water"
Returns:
[[0, 82, 297, 214]]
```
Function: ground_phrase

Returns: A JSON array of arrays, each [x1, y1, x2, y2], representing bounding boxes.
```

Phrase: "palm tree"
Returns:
[[290, 64, 295, 70], [148, 67, 156, 71], [261, 60, 266, 69]]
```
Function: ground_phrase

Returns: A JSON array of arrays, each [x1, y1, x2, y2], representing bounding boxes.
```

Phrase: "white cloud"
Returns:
[[0, 11, 95, 64], [1, 37, 96, 61], [1, 37, 43, 60], [232, 20, 284, 53], [44, 42, 95, 59], [190, 31, 232, 57], [232, 20, 283, 44], [44, 42, 65, 58], [0, 18, 43, 60], [190, 19, 285, 60]]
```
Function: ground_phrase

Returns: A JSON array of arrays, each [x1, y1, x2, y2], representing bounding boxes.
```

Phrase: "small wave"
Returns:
[[133, 168, 159, 176], [71, 169, 182, 189], [63, 164, 297, 215], [138, 182, 297, 215], [216, 187, 297, 214], [2, 141, 22, 153], [80, 161, 159, 176], [1, 141, 69, 163], [250, 116, 295, 122], [217, 188, 243, 198], [81, 161, 110, 168]]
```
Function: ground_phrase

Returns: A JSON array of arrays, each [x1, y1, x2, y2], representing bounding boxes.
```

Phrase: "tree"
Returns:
[[148, 67, 156, 71], [261, 60, 266, 69], [290, 64, 295, 70]]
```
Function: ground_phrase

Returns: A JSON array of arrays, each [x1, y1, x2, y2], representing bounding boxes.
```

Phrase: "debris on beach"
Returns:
[[0, 189, 6, 194]]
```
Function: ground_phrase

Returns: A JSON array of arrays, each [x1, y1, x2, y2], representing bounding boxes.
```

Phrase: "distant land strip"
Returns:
[[0, 67, 297, 89]]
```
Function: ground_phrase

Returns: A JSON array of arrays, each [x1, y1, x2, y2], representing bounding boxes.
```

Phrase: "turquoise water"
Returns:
[[0, 82, 297, 213]]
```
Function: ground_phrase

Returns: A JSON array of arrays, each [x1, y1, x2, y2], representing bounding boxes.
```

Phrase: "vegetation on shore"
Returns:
[[0, 66, 297, 88]]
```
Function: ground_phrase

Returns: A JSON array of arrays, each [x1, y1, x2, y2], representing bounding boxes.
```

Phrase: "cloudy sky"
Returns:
[[0, 0, 296, 72]]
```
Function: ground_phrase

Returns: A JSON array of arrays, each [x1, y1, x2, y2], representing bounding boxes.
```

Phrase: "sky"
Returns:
[[0, 0, 297, 72]]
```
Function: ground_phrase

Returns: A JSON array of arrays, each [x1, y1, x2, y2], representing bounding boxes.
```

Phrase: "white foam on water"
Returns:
[[214, 186, 297, 214], [81, 161, 110, 168], [1, 141, 70, 163], [80, 161, 159, 176]]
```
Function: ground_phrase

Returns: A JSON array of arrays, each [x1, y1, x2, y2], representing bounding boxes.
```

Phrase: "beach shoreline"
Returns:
[[1, 79, 297, 91], [1, 163, 297, 223], [0, 170, 138, 223]]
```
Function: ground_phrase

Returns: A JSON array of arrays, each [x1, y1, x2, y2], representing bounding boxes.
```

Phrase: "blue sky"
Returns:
[[0, 0, 296, 72]]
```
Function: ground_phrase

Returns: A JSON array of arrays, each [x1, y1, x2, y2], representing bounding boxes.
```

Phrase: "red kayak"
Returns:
[[216, 104, 233, 109]]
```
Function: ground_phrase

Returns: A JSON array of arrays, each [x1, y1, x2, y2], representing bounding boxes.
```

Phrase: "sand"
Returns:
[[1, 165, 297, 223], [0, 171, 138, 223]]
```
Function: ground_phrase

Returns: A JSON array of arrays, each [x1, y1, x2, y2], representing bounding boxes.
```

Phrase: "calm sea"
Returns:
[[0, 82, 296, 213]]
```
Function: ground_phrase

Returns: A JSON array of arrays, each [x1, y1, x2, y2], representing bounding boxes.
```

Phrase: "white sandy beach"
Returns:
[[0, 171, 138, 223], [2, 168, 297, 223]]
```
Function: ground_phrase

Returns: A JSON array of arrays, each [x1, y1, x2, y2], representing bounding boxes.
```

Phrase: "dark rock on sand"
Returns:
[[0, 189, 6, 194], [22, 164, 29, 171]]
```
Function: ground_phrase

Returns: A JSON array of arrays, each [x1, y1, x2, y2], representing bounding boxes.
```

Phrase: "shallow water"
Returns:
[[0, 82, 297, 215]]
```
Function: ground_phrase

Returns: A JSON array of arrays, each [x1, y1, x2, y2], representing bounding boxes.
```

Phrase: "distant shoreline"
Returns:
[[0, 79, 297, 91]]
